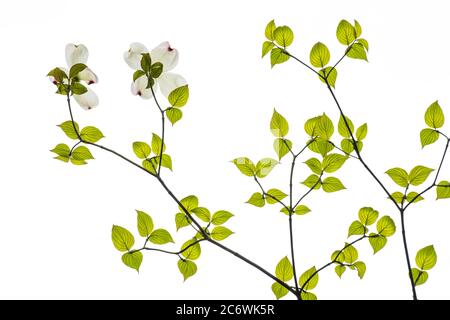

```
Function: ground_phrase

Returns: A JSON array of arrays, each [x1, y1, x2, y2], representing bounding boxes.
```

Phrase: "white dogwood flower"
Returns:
[[124, 42, 186, 99]]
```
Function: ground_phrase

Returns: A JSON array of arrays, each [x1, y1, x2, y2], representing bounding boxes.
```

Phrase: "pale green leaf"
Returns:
[[356, 123, 368, 140], [273, 138, 292, 160], [294, 205, 311, 215], [168, 85, 189, 107], [181, 238, 201, 260], [271, 282, 288, 300], [270, 48, 289, 67], [211, 226, 233, 241], [335, 265, 346, 278], [232, 157, 256, 177], [336, 19, 356, 45], [348, 220, 367, 237], [358, 38, 369, 50], [322, 177, 345, 193], [132, 141, 151, 159], [353, 261, 366, 279], [246, 192, 265, 207], [175, 213, 190, 231], [273, 26, 294, 47], [338, 115, 354, 138], [316, 114, 334, 140], [301, 292, 317, 300], [436, 181, 450, 199], [166, 108, 183, 125], [136, 210, 154, 237], [178, 259, 197, 281], [51, 143, 70, 159], [354, 20, 362, 37], [406, 192, 424, 203], [424, 101, 445, 129], [411, 268, 428, 286], [358, 207, 379, 226], [341, 139, 354, 154], [121, 251, 143, 272], [346, 43, 367, 61], [299, 266, 319, 290], [270, 109, 289, 137], [304, 157, 322, 175], [390, 192, 404, 204], [191, 207, 211, 223], [319, 67, 338, 88], [80, 126, 104, 143], [112, 225, 135, 252], [308, 138, 334, 157], [409, 165, 434, 186], [151, 133, 166, 156], [344, 244, 358, 264], [331, 250, 345, 263], [265, 19, 276, 41], [262, 41, 275, 58], [310, 42, 330, 68], [420, 128, 439, 148], [368, 233, 387, 254], [302, 174, 321, 190], [275, 256, 294, 281], [72, 146, 94, 161], [376, 216, 396, 237], [385, 167, 409, 187], [304, 116, 320, 137], [149, 229, 174, 245], [256, 158, 278, 178], [211, 210, 233, 225], [415, 245, 437, 270], [266, 188, 287, 204], [180, 195, 199, 211], [322, 153, 347, 173], [58, 121, 79, 140]]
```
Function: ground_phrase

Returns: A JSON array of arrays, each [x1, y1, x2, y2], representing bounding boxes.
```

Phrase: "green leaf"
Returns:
[[191, 207, 211, 223], [316, 113, 334, 140], [159, 154, 172, 171], [322, 153, 347, 173], [390, 192, 404, 204], [72, 146, 94, 161], [411, 268, 428, 286], [70, 82, 88, 95], [358, 207, 379, 226], [322, 177, 345, 193], [309, 139, 334, 157], [121, 251, 143, 272], [301, 292, 317, 300], [436, 181, 450, 199], [271, 282, 288, 300], [273, 26, 294, 47], [178, 259, 197, 281], [262, 41, 275, 58], [51, 143, 70, 159], [132, 141, 151, 159], [211, 210, 233, 225], [256, 158, 278, 178], [150, 62, 163, 78], [133, 70, 146, 82], [299, 266, 319, 290], [270, 109, 289, 137], [168, 85, 189, 107], [265, 19, 276, 41], [420, 128, 439, 148], [275, 256, 294, 281], [341, 139, 354, 154], [358, 38, 369, 50], [348, 220, 367, 237], [181, 238, 201, 260], [344, 244, 358, 263], [151, 133, 166, 156], [336, 19, 356, 45], [47, 67, 68, 83], [415, 245, 437, 270], [368, 233, 387, 254], [406, 192, 424, 203], [353, 261, 366, 279], [310, 42, 330, 68], [346, 43, 367, 61], [166, 107, 183, 125], [246, 192, 265, 207], [266, 188, 287, 204], [140, 53, 152, 72], [80, 126, 104, 143], [111, 225, 135, 252], [270, 48, 289, 67], [232, 157, 256, 177], [148, 229, 174, 245], [294, 205, 311, 215], [142, 158, 157, 174], [335, 265, 346, 278], [376, 216, 396, 237], [175, 213, 190, 231], [338, 115, 354, 138], [211, 226, 233, 241], [409, 165, 434, 186], [302, 174, 321, 190], [356, 123, 368, 140], [331, 250, 345, 263], [354, 20, 362, 37], [135, 210, 153, 237], [273, 138, 292, 160], [58, 121, 79, 140], [424, 101, 445, 129], [304, 158, 322, 175], [70, 158, 87, 166], [304, 116, 320, 137], [180, 195, 199, 211], [69, 63, 87, 79], [385, 167, 409, 187]]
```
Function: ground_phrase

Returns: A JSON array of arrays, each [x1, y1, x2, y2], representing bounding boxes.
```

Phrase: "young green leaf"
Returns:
[[178, 259, 197, 281], [133, 70, 146, 82], [271, 282, 288, 300], [294, 205, 311, 215], [71, 82, 88, 95], [358, 38, 369, 50], [338, 115, 354, 138], [69, 63, 87, 79], [424, 101, 445, 129], [273, 26, 294, 47], [348, 220, 367, 237], [353, 261, 366, 279], [408, 165, 434, 186], [180, 195, 199, 211], [270, 109, 289, 137], [140, 53, 152, 72], [181, 238, 201, 260], [299, 266, 319, 290], [336, 19, 356, 45], [368, 233, 387, 254], [58, 121, 79, 140], [344, 244, 358, 264], [331, 250, 345, 263], [376, 216, 396, 237], [436, 181, 450, 199], [406, 192, 424, 203], [211, 226, 233, 241], [346, 43, 367, 61], [304, 116, 320, 137], [415, 245, 437, 270], [275, 256, 294, 281], [175, 213, 190, 231], [308, 138, 334, 157], [354, 20, 362, 37], [266, 188, 287, 204], [132, 141, 151, 159], [322, 153, 347, 173], [316, 113, 334, 140], [191, 207, 211, 223], [322, 177, 346, 193], [211, 210, 234, 225], [142, 158, 157, 174], [166, 107, 183, 125], [358, 207, 379, 226], [302, 174, 321, 190], [273, 138, 292, 160], [121, 251, 143, 272], [47, 67, 68, 83], [136, 210, 154, 237], [51, 143, 70, 161], [310, 42, 330, 68], [151, 133, 166, 156], [319, 67, 338, 88], [341, 139, 354, 154], [335, 265, 346, 278], [262, 41, 275, 58], [385, 167, 409, 187], [256, 158, 278, 178], [168, 85, 189, 107], [159, 154, 173, 171], [148, 229, 174, 245], [150, 62, 163, 78], [246, 192, 265, 207], [232, 157, 256, 176], [71, 146, 94, 161], [390, 192, 404, 204], [301, 292, 318, 300], [411, 268, 428, 286], [112, 225, 135, 252], [356, 123, 368, 140], [304, 158, 322, 175], [265, 19, 276, 41], [270, 48, 290, 67], [420, 128, 439, 148]]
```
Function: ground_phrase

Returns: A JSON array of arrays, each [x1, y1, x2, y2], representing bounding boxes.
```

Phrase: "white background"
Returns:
[[0, 0, 449, 300]]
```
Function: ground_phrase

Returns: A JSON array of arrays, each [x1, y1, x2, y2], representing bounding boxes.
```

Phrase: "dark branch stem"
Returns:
[[149, 84, 165, 176], [138, 238, 206, 255], [254, 176, 290, 211], [400, 209, 418, 300], [288, 153, 300, 295]]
